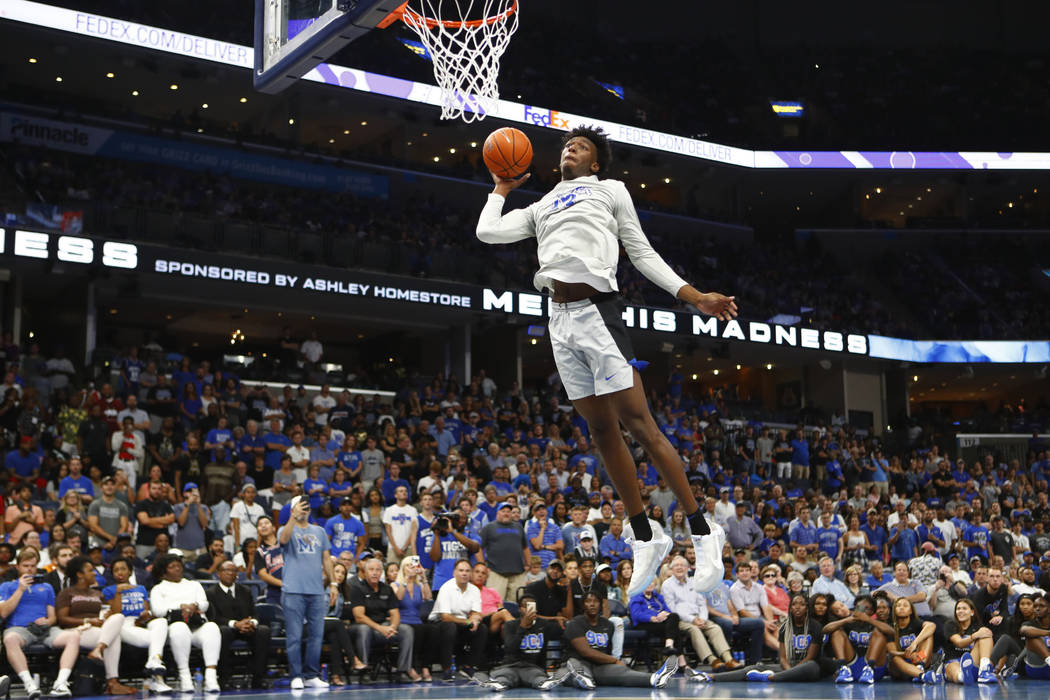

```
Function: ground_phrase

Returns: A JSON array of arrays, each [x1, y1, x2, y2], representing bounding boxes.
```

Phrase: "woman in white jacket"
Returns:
[[149, 553, 221, 692]]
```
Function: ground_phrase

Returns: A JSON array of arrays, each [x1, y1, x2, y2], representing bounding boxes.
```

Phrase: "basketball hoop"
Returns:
[[380, 0, 519, 122]]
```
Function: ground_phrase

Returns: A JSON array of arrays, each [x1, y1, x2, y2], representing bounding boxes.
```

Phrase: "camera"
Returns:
[[32, 574, 48, 584], [433, 512, 457, 533]]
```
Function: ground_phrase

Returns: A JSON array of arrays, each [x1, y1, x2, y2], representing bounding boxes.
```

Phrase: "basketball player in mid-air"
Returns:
[[476, 125, 737, 596]]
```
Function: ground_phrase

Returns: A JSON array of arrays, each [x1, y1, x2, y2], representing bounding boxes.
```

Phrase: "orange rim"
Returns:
[[378, 0, 517, 30]]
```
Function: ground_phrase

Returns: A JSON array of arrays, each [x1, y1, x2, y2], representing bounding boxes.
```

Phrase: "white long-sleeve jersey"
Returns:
[[150, 578, 211, 619], [476, 175, 689, 298]]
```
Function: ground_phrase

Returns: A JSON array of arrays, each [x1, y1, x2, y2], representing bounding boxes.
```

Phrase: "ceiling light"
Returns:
[[691, 374, 698, 380], [913, 375, 918, 382], [736, 364, 741, 370], [875, 187, 882, 194], [239, 97, 247, 103], [343, 129, 349, 134], [201, 103, 208, 109], [406, 141, 412, 146], [449, 147, 456, 154], [288, 118, 295, 125], [131, 90, 139, 96], [197, 128, 203, 133], [360, 121, 367, 126], [470, 141, 477, 147], [433, 156, 440, 162], [712, 369, 719, 375], [530, 338, 537, 345], [640, 183, 647, 189], [766, 363, 773, 370], [55, 76, 62, 82], [663, 177, 671, 184], [28, 58, 37, 63], [105, 72, 115, 78], [328, 138, 334, 143], [169, 84, 178, 90]]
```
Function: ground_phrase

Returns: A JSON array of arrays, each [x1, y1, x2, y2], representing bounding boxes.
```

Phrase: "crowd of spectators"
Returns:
[[8, 142, 1044, 340], [0, 336, 1047, 691], [50, 1, 1050, 151]]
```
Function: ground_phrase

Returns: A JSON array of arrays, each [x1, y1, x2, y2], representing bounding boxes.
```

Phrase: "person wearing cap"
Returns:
[[909, 542, 944, 588], [479, 502, 530, 601], [523, 559, 572, 634], [1038, 552, 1050, 591], [87, 474, 130, 552], [280, 495, 335, 689], [230, 483, 266, 547], [173, 482, 211, 561]]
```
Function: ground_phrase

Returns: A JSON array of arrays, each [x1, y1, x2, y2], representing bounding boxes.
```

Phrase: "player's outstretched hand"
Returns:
[[491, 171, 531, 197], [692, 292, 738, 321]]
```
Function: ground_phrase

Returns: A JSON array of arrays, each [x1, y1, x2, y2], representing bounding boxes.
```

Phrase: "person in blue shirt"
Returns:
[[323, 499, 366, 561], [888, 522, 919, 561], [262, 419, 291, 470], [815, 512, 842, 562], [429, 417, 458, 458], [567, 438, 599, 475], [57, 456, 93, 502], [204, 416, 234, 463], [430, 512, 481, 590], [789, 507, 818, 555], [864, 560, 893, 589], [489, 467, 514, 497], [335, 436, 362, 484], [860, 510, 888, 563], [524, 502, 563, 568], [414, 493, 439, 574], [381, 464, 412, 506], [5, 437, 42, 480], [525, 424, 549, 454], [599, 518, 633, 567], [962, 512, 990, 562], [237, 420, 267, 464], [301, 463, 329, 513], [0, 547, 80, 698], [101, 557, 171, 689], [477, 486, 503, 524], [790, 431, 810, 482], [824, 456, 844, 496]]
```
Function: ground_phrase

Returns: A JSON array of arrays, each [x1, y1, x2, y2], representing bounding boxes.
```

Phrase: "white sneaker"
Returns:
[[25, 682, 41, 700], [203, 679, 220, 693], [149, 677, 175, 694], [145, 656, 167, 674], [49, 681, 72, 698], [625, 533, 673, 597], [290, 678, 305, 690], [179, 676, 195, 693], [304, 677, 329, 689], [691, 522, 727, 592]]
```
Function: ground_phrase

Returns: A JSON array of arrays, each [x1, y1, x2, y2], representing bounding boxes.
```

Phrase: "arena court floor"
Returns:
[[46, 679, 1050, 700]]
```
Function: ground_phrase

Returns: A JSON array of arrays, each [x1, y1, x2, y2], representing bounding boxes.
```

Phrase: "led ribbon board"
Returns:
[[4, 0, 1050, 170]]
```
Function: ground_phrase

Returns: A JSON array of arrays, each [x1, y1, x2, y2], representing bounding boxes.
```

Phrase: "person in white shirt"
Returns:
[[933, 506, 958, 555], [660, 556, 736, 671], [230, 484, 266, 547], [475, 125, 736, 600], [382, 486, 418, 565], [300, 331, 323, 365], [886, 501, 919, 529], [728, 564, 779, 664], [713, 489, 735, 525], [149, 553, 221, 692], [311, 385, 336, 427], [429, 560, 486, 680]]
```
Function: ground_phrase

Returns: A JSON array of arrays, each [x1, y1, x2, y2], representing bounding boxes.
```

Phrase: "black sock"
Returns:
[[687, 509, 710, 536], [629, 512, 653, 541]]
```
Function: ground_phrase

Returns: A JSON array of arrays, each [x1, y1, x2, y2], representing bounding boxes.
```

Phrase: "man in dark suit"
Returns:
[[206, 561, 272, 689], [44, 544, 75, 595]]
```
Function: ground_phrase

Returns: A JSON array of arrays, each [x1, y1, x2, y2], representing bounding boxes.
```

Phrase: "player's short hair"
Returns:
[[563, 125, 612, 176]]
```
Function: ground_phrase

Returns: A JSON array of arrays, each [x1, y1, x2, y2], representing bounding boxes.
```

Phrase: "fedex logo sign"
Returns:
[[524, 105, 569, 129]]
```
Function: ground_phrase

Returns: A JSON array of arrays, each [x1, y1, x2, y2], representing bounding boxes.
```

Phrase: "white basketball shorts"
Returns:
[[548, 292, 639, 401]]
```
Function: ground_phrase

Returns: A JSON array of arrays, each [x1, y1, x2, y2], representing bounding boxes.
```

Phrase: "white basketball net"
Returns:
[[400, 0, 519, 122]]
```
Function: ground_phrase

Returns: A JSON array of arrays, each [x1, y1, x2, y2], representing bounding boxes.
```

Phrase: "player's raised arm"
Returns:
[[475, 171, 537, 244]]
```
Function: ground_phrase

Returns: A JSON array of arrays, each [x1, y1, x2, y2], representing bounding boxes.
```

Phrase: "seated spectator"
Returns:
[[207, 560, 272, 689], [728, 562, 779, 664], [811, 556, 856, 609], [149, 552, 222, 692], [101, 558, 172, 692], [471, 563, 515, 636], [822, 595, 892, 684], [391, 556, 432, 682], [556, 590, 678, 689], [55, 555, 135, 695], [628, 578, 683, 660], [481, 593, 570, 691], [429, 559, 487, 680], [348, 557, 414, 682], [0, 547, 80, 699]]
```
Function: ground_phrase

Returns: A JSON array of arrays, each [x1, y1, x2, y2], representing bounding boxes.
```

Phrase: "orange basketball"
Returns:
[[483, 127, 533, 179]]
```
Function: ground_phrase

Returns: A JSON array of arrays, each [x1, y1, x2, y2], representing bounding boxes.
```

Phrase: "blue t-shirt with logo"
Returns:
[[101, 584, 150, 616], [816, 527, 841, 559], [302, 478, 329, 511], [432, 531, 477, 591], [0, 580, 54, 627], [280, 524, 330, 595], [324, 515, 365, 558]]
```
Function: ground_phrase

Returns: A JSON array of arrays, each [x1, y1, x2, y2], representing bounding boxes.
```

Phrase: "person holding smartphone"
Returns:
[[482, 594, 570, 691], [280, 495, 335, 690]]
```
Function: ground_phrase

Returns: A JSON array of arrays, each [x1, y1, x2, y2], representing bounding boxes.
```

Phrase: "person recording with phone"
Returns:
[[279, 495, 335, 690], [481, 594, 570, 691], [431, 511, 481, 590]]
